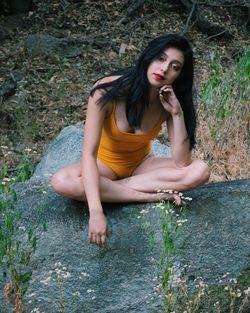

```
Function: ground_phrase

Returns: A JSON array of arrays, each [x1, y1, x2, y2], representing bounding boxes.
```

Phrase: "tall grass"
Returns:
[[0, 151, 47, 312], [196, 46, 249, 181]]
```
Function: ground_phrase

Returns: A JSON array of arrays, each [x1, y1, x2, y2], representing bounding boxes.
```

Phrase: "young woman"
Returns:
[[51, 34, 210, 248]]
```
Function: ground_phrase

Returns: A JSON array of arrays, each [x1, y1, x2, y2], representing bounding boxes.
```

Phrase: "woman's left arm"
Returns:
[[160, 85, 192, 167]]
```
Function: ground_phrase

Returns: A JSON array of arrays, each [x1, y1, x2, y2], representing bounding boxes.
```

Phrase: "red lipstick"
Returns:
[[153, 73, 164, 80]]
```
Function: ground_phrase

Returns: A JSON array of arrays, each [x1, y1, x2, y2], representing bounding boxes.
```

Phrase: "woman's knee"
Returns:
[[51, 169, 71, 194], [185, 159, 210, 189]]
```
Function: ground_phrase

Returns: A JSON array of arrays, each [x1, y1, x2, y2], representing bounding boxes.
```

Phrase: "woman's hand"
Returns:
[[159, 85, 183, 116], [88, 211, 110, 248]]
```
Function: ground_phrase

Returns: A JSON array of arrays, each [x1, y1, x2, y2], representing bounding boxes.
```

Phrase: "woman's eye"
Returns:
[[172, 64, 180, 71]]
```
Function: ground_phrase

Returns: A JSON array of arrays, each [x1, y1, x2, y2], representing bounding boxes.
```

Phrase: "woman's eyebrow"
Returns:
[[162, 52, 183, 66]]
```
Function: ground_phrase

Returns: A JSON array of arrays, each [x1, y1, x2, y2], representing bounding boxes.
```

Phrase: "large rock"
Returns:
[[0, 125, 249, 312], [25, 34, 81, 59], [33, 124, 172, 178]]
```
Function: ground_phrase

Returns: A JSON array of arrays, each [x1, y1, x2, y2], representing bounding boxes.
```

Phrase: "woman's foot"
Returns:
[[148, 189, 192, 206]]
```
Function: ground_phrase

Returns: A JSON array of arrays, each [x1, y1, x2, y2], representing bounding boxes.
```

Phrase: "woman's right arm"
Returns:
[[81, 86, 109, 248]]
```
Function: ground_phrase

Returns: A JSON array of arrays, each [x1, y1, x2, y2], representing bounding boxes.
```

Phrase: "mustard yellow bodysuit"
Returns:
[[97, 101, 164, 178]]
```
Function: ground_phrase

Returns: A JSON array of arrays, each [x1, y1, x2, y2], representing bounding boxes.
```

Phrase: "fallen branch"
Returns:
[[196, 1, 247, 7], [116, 0, 146, 26], [180, 0, 232, 37], [181, 1, 197, 35]]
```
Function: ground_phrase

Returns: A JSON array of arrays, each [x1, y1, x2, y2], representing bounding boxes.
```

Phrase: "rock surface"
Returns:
[[25, 34, 81, 59], [34, 124, 172, 178], [0, 125, 249, 312]]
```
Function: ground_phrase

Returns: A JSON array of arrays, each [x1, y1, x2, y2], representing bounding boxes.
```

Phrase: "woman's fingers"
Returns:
[[89, 232, 109, 248]]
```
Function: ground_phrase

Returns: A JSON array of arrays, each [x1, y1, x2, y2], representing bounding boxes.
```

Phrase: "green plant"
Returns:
[[157, 200, 187, 311], [0, 153, 47, 312], [14, 151, 35, 183], [201, 46, 249, 144], [156, 199, 250, 313]]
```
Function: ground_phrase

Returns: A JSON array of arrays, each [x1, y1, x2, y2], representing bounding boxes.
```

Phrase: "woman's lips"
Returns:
[[153, 73, 164, 80]]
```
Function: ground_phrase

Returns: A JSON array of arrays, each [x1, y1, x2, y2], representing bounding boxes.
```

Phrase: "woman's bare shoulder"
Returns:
[[95, 75, 121, 86]]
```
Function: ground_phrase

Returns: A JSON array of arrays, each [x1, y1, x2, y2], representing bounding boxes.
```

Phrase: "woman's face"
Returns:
[[147, 47, 184, 88]]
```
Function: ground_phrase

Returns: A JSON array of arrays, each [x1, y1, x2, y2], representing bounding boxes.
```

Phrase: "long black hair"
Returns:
[[91, 34, 196, 149]]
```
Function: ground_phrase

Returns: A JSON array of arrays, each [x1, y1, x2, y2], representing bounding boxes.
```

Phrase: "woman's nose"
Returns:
[[160, 62, 170, 73]]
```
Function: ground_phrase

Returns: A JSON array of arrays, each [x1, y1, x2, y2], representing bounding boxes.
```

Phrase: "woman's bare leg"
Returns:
[[51, 163, 182, 204], [119, 156, 210, 192]]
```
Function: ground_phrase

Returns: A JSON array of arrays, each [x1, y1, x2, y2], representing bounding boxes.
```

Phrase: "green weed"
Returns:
[[201, 46, 249, 144], [0, 151, 47, 312]]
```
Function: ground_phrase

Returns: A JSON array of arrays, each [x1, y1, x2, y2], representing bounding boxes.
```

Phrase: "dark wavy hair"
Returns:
[[91, 34, 196, 149]]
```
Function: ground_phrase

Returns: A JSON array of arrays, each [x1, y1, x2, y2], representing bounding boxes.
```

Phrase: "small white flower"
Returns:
[[54, 262, 62, 267], [244, 287, 250, 296], [42, 190, 47, 194], [87, 289, 95, 293], [91, 296, 96, 300], [18, 226, 26, 231], [81, 272, 90, 277], [236, 292, 241, 297], [24, 148, 32, 152], [3, 177, 11, 182], [72, 291, 80, 297], [61, 272, 71, 279], [40, 276, 51, 285]]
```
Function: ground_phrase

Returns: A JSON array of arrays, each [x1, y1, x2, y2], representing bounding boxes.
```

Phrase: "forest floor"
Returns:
[[0, 0, 249, 182]]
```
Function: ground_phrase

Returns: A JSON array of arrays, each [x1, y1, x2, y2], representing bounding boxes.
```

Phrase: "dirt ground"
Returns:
[[0, 0, 249, 182]]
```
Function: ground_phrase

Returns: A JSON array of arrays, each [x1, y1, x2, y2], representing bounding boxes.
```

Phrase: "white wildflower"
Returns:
[[30, 308, 40, 313], [3, 177, 11, 182], [61, 272, 71, 279], [54, 262, 62, 267], [18, 226, 26, 231], [244, 287, 250, 296], [81, 272, 90, 277], [40, 276, 51, 285]]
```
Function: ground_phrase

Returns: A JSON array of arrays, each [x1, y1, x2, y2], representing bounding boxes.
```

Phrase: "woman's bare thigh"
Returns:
[[132, 154, 177, 176], [61, 160, 118, 181]]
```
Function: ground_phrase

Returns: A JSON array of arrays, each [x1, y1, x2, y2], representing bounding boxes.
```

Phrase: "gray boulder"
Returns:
[[0, 125, 249, 312], [25, 34, 81, 59], [33, 124, 172, 178]]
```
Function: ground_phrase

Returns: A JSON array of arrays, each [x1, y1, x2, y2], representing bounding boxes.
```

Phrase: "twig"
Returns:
[[196, 1, 247, 7], [181, 1, 197, 35], [116, 0, 146, 26], [204, 29, 228, 41]]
